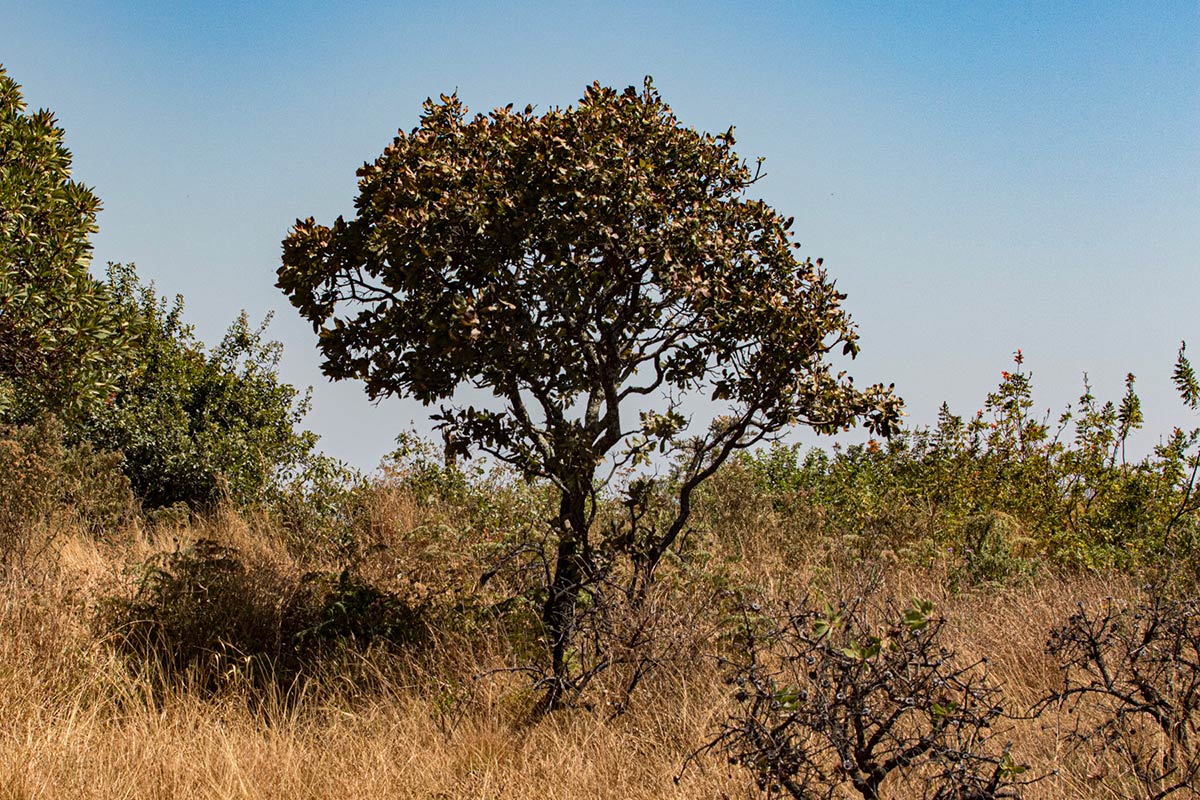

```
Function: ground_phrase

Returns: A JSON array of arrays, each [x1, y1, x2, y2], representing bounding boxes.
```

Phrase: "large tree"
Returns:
[[279, 79, 901, 705], [0, 65, 133, 421]]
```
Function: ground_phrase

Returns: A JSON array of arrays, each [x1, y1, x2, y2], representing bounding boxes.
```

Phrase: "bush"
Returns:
[[1045, 589, 1200, 798], [952, 512, 1036, 587], [728, 349, 1200, 577], [80, 264, 318, 509], [269, 453, 370, 562], [102, 539, 425, 692], [708, 591, 1029, 799]]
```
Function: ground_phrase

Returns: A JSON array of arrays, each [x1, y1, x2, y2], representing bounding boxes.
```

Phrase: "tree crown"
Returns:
[[279, 79, 899, 483], [0, 65, 134, 421]]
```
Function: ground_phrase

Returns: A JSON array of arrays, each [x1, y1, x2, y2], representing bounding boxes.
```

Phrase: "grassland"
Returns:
[[0, 470, 1174, 800]]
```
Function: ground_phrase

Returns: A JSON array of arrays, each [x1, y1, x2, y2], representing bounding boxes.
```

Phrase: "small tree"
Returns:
[[0, 65, 133, 421], [278, 79, 900, 706], [1046, 591, 1200, 798], [83, 264, 318, 509]]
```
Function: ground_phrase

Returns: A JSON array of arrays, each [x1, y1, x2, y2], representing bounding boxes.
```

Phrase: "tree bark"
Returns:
[[540, 485, 589, 711]]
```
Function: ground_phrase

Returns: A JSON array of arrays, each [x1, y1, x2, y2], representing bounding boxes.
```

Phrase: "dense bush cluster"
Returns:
[[102, 538, 426, 693], [0, 67, 136, 423], [80, 264, 322, 510], [733, 350, 1200, 577]]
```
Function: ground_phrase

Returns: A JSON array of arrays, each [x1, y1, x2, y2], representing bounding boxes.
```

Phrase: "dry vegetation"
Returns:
[[0, 478, 1177, 800], [4, 60, 1198, 799]]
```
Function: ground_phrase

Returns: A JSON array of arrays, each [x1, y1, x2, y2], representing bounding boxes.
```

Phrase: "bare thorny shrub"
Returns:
[[1042, 589, 1200, 799], [702, 585, 1036, 800]]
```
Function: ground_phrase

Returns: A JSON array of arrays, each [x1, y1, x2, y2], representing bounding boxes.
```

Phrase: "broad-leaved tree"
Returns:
[[279, 79, 901, 705], [0, 66, 132, 421]]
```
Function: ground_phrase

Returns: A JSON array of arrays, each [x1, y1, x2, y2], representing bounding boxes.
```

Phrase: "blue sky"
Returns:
[[3, 1, 1197, 469]]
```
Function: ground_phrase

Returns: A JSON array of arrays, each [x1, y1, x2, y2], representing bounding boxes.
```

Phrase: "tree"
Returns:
[[278, 78, 901, 706], [82, 264, 318, 509], [0, 65, 133, 421]]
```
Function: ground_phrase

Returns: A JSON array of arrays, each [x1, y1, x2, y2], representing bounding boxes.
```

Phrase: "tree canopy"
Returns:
[[0, 65, 133, 421], [280, 79, 898, 474]]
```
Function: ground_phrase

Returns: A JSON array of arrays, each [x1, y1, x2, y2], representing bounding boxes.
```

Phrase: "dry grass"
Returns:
[[0, 495, 1182, 799]]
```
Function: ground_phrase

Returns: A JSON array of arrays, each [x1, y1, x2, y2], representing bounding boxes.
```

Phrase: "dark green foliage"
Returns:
[[1, 64, 319, 512], [297, 568, 426, 650], [0, 65, 135, 422], [102, 539, 425, 691], [81, 264, 318, 509]]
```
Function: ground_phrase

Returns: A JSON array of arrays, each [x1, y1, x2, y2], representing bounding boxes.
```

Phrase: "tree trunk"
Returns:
[[540, 487, 589, 711], [541, 537, 580, 710]]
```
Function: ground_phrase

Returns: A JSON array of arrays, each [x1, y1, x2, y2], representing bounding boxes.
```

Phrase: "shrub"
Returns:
[[81, 264, 318, 509], [952, 512, 1035, 587], [268, 452, 370, 562], [102, 539, 425, 692], [726, 348, 1200, 577], [707, 591, 1029, 799], [1045, 590, 1200, 798]]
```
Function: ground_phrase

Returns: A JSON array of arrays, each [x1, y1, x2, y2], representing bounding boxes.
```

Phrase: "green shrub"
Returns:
[[726, 349, 1200, 578], [295, 568, 426, 650], [269, 453, 370, 562], [952, 511, 1035, 587], [80, 264, 318, 509]]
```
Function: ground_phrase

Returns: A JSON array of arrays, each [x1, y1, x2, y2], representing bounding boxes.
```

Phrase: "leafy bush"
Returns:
[[295, 568, 426, 650], [269, 452, 370, 562], [102, 539, 425, 691], [951, 512, 1035, 587], [731, 348, 1200, 577], [80, 264, 317, 509]]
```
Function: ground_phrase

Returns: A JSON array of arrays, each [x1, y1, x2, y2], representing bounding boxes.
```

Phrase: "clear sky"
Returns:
[[3, 1, 1197, 470]]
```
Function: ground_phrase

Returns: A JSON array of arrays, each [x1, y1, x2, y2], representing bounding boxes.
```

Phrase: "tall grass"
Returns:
[[0, 480, 1175, 799]]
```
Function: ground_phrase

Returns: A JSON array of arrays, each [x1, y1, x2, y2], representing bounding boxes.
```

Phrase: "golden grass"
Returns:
[[0, 500, 1177, 799]]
